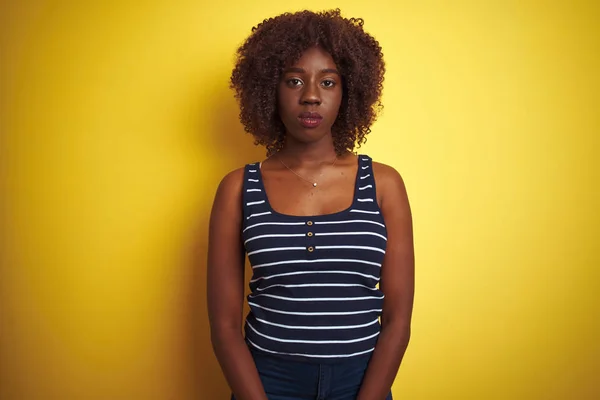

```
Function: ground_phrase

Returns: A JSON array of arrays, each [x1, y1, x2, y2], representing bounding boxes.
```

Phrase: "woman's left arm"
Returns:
[[357, 163, 415, 400]]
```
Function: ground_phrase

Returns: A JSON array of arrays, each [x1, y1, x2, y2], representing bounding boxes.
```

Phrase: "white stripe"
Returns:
[[315, 232, 387, 241], [252, 258, 381, 269], [246, 200, 265, 206], [248, 247, 305, 256], [350, 209, 380, 215], [361, 166, 370, 170], [359, 174, 371, 180], [358, 185, 373, 190], [247, 339, 375, 358], [255, 317, 380, 330], [247, 302, 382, 316], [256, 283, 379, 291], [360, 158, 369, 161], [248, 179, 259, 182], [247, 322, 380, 344], [249, 293, 384, 302], [247, 211, 272, 220], [316, 245, 386, 254], [244, 233, 305, 245], [249, 169, 257, 172], [314, 219, 385, 228], [357, 198, 374, 202], [246, 189, 262, 192], [250, 270, 379, 283], [243, 221, 305, 233]]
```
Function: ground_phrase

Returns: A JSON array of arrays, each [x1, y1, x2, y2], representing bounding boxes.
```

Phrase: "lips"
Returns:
[[298, 112, 323, 129]]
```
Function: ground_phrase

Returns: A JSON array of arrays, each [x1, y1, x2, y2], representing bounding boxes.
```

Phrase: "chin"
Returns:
[[289, 129, 331, 143]]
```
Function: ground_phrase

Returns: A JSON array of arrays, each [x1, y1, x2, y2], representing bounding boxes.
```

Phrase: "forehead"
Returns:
[[289, 46, 337, 69]]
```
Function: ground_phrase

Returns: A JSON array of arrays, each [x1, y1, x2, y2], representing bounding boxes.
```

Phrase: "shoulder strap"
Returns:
[[353, 155, 379, 211], [242, 162, 268, 223]]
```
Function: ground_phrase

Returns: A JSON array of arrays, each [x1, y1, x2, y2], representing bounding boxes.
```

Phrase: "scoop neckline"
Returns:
[[256, 154, 364, 220]]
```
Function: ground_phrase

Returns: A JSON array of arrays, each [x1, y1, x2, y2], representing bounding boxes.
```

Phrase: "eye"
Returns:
[[286, 78, 303, 87], [321, 79, 336, 88]]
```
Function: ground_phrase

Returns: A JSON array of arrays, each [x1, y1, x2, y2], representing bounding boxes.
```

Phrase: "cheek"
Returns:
[[276, 93, 287, 116], [276, 84, 287, 109], [277, 95, 299, 119], [330, 92, 343, 114]]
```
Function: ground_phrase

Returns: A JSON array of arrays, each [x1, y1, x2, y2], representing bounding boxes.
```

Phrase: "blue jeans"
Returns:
[[231, 349, 393, 400]]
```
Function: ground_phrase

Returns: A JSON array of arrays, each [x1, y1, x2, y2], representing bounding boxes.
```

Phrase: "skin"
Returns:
[[207, 46, 414, 400]]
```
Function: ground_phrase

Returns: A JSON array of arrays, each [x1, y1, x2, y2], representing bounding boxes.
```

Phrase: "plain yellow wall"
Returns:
[[1, 1, 598, 399]]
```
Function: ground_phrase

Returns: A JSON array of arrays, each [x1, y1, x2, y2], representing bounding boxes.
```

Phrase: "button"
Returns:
[[307, 246, 314, 252], [307, 221, 313, 226], [307, 232, 313, 237]]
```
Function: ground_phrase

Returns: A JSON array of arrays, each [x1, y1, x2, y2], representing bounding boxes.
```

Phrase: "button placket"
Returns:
[[306, 220, 315, 257]]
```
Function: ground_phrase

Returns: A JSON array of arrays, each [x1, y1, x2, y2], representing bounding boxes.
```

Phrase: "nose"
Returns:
[[300, 82, 321, 105]]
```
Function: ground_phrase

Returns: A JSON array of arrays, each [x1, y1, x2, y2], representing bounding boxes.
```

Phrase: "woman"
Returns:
[[207, 9, 414, 400]]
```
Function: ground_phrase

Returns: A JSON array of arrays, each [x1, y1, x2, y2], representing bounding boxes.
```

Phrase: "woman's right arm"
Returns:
[[207, 168, 268, 400]]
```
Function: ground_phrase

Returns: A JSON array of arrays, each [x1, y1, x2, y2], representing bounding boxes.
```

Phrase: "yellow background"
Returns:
[[1, 1, 598, 399]]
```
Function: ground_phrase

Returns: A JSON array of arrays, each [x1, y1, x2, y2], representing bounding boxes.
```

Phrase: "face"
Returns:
[[277, 46, 343, 145]]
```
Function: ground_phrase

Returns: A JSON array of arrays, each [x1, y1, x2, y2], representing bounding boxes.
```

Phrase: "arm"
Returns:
[[207, 168, 268, 400], [357, 163, 415, 400]]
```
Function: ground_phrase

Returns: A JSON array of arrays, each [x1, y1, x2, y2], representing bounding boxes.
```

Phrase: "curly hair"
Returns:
[[230, 9, 385, 156]]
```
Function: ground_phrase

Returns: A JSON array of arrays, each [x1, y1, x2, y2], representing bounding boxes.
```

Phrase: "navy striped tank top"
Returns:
[[242, 155, 387, 361]]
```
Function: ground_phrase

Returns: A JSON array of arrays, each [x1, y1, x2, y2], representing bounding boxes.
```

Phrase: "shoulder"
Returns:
[[217, 166, 246, 192], [212, 163, 257, 204], [210, 166, 251, 225], [372, 160, 403, 185], [370, 159, 410, 208]]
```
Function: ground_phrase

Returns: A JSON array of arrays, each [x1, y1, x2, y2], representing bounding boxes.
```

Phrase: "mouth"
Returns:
[[298, 112, 323, 129]]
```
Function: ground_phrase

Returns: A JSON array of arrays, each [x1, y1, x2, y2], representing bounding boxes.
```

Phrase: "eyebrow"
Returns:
[[283, 67, 340, 75]]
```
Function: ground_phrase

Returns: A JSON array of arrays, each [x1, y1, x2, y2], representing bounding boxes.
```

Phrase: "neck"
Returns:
[[278, 136, 337, 166]]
